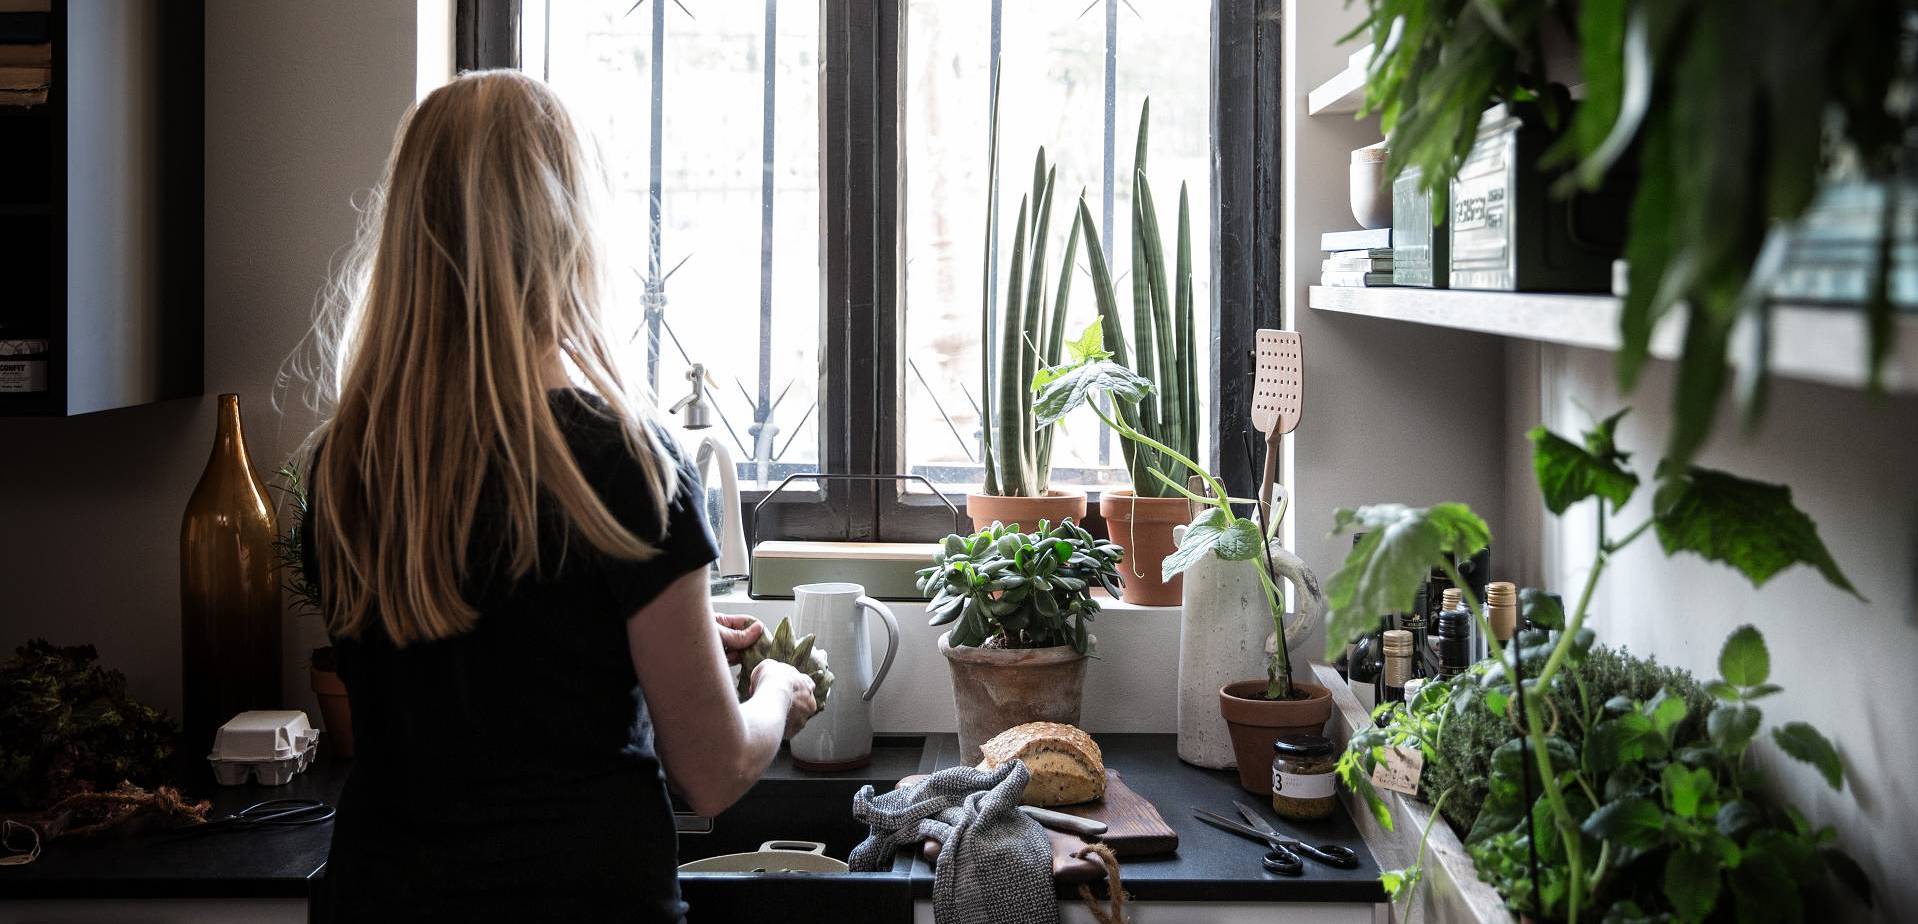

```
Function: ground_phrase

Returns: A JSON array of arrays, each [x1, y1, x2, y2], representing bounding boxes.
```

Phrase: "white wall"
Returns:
[[0, 2, 417, 717], [1283, 0, 1514, 663], [1539, 345, 1918, 921]]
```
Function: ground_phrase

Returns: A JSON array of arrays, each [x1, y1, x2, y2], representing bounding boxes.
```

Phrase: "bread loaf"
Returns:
[[977, 722, 1106, 807]]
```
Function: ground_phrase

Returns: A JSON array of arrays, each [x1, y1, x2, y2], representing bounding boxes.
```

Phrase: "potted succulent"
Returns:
[[1071, 100, 1200, 606], [272, 464, 352, 758], [968, 86, 1088, 533], [974, 82, 1097, 536], [916, 519, 1123, 763], [1033, 320, 1329, 792]]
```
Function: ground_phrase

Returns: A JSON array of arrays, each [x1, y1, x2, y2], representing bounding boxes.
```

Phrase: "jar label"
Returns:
[[0, 359, 48, 394], [1272, 767, 1336, 799]]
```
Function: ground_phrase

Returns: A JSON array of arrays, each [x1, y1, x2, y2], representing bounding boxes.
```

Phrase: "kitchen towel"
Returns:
[[849, 759, 1056, 924]]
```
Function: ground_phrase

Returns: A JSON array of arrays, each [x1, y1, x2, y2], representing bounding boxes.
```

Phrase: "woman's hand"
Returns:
[[750, 660, 820, 740], [714, 613, 764, 665]]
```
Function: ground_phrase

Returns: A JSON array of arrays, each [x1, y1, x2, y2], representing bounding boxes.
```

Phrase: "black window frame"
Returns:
[[458, 0, 1280, 543]]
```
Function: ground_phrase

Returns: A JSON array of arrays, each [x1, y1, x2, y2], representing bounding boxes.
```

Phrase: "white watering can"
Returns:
[[786, 582, 899, 771]]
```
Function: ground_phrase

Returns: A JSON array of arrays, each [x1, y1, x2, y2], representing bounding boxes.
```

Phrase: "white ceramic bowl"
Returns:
[[1349, 144, 1392, 231]]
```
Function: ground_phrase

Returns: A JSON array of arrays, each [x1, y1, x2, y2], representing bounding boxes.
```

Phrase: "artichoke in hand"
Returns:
[[734, 617, 834, 709]]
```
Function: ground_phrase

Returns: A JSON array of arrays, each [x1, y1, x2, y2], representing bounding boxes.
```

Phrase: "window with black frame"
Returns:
[[458, 0, 1278, 542]]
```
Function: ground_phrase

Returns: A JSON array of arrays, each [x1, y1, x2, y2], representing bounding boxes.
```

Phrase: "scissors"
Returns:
[[1192, 801, 1360, 876], [166, 799, 335, 838]]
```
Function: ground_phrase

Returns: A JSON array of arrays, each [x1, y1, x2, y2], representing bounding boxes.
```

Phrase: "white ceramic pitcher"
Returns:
[[787, 582, 899, 771]]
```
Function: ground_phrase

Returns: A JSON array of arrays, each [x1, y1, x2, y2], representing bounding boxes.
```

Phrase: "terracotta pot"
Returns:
[[1218, 680, 1332, 794], [939, 632, 1089, 764], [1099, 490, 1190, 606], [965, 490, 1088, 533], [310, 665, 355, 759]]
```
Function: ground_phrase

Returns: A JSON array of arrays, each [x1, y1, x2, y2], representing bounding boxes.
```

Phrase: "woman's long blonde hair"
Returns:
[[308, 70, 673, 646]]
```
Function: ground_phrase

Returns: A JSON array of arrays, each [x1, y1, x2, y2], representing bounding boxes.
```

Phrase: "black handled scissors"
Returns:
[[165, 799, 335, 838], [1192, 802, 1360, 876]]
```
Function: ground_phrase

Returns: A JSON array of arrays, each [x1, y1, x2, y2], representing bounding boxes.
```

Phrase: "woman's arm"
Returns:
[[627, 569, 816, 816]]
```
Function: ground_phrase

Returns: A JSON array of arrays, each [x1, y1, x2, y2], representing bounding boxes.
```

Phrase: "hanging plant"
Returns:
[[1349, 0, 1911, 467]]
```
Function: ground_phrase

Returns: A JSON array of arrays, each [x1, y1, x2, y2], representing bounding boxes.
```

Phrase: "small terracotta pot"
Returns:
[[965, 490, 1088, 533], [310, 665, 355, 759], [1100, 490, 1190, 606], [939, 632, 1089, 764], [1219, 680, 1332, 794]]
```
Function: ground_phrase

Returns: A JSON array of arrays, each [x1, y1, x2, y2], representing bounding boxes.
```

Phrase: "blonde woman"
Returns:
[[299, 71, 816, 921]]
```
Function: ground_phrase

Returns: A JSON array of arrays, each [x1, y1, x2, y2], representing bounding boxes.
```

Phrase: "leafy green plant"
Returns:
[[1033, 319, 1302, 697], [0, 641, 179, 810], [272, 463, 323, 618], [1329, 409, 1864, 922], [1072, 99, 1199, 499], [1347, 0, 1910, 467], [732, 617, 834, 708], [271, 463, 334, 670], [916, 519, 1123, 653], [977, 76, 1083, 497]]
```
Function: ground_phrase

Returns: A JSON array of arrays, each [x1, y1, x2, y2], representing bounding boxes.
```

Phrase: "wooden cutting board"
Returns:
[[901, 769, 1178, 882]]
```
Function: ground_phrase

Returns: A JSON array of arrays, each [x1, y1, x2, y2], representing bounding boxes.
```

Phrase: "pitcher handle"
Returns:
[[855, 596, 899, 702]]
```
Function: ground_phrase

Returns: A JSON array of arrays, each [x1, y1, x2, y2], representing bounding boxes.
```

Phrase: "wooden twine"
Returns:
[[1071, 842, 1130, 924]]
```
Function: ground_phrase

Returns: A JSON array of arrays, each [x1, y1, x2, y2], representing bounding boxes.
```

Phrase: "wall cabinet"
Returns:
[[0, 0, 201, 417]]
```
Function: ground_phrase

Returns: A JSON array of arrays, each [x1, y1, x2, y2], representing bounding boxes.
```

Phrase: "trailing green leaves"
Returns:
[[1324, 503, 1492, 658], [1031, 318, 1154, 428], [1349, 0, 1908, 475], [1653, 468, 1860, 598]]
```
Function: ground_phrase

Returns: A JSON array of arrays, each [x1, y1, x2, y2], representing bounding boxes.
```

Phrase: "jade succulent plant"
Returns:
[[733, 618, 833, 709], [916, 519, 1122, 654]]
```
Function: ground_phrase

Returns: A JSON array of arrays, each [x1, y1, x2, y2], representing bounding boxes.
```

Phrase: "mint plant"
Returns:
[[916, 518, 1123, 654]]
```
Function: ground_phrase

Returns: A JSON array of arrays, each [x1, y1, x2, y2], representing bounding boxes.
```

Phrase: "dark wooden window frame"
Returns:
[[457, 0, 1280, 542]]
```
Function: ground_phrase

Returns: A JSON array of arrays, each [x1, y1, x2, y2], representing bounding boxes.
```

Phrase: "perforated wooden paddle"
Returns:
[[1252, 330, 1303, 524]]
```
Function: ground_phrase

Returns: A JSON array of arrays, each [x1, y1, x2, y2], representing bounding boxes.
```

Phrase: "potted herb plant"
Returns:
[[1065, 100, 1201, 606], [916, 519, 1123, 763], [967, 83, 1089, 534], [1034, 320, 1330, 792], [1327, 410, 1868, 922], [271, 464, 351, 758]]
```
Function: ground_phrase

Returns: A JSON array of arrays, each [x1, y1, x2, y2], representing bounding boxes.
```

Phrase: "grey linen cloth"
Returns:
[[849, 759, 1058, 924]]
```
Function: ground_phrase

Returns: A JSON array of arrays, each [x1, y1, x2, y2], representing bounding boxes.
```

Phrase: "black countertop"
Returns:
[[0, 755, 347, 900], [0, 734, 1385, 907], [912, 733, 1386, 904]]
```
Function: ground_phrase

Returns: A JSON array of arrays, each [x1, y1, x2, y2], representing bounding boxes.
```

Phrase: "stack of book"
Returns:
[[0, 1, 50, 108], [1320, 228, 1393, 287]]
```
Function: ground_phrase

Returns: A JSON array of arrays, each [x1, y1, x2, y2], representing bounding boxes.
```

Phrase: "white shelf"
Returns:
[[1306, 44, 1373, 116], [1308, 285, 1918, 394]]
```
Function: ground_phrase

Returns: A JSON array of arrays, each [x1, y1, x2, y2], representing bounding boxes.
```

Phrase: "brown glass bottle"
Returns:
[[180, 394, 283, 756]]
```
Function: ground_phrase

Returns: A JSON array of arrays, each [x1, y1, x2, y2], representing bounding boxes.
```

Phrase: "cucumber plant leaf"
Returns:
[[1324, 503, 1492, 659], [1654, 468, 1860, 599], [1530, 421, 1639, 514]]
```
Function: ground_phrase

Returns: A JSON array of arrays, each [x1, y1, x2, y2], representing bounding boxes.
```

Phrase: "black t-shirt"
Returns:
[[304, 390, 718, 922]]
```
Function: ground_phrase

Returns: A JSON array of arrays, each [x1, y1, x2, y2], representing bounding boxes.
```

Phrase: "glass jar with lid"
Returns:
[[1270, 733, 1339, 821], [0, 339, 50, 394]]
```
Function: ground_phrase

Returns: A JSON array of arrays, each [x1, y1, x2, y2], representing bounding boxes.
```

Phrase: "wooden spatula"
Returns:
[[1252, 330, 1303, 525]]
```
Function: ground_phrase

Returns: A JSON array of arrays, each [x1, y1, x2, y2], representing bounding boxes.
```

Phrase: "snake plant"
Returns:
[[1075, 100, 1199, 498], [978, 80, 1085, 497]]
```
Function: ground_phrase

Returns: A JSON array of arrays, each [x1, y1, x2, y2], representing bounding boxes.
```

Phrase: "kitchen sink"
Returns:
[[672, 738, 924, 923]]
